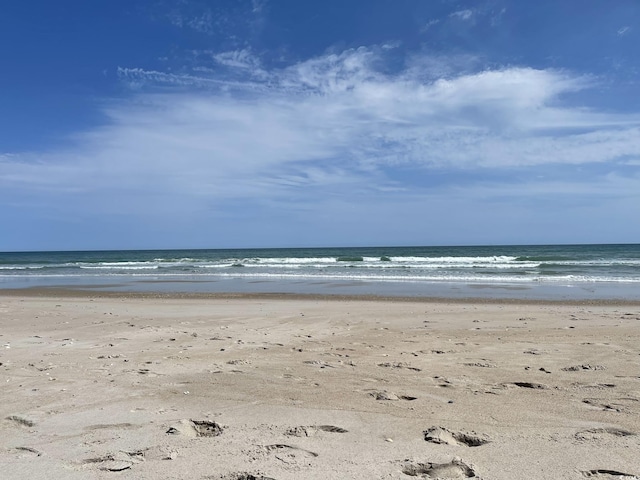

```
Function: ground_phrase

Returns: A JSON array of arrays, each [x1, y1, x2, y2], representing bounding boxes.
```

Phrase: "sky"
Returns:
[[1, 0, 639, 251]]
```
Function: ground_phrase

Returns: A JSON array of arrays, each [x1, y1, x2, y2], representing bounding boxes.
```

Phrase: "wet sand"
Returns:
[[1, 292, 639, 479]]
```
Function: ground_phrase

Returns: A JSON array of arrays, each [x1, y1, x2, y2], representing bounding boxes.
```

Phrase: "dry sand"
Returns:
[[1, 292, 639, 479]]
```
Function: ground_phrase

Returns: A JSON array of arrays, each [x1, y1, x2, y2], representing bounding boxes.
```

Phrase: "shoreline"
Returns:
[[2, 286, 640, 306]]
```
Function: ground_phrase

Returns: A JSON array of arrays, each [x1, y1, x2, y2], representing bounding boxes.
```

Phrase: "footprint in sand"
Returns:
[[507, 382, 548, 390], [463, 362, 496, 368], [12, 446, 42, 457], [84, 422, 140, 431], [424, 427, 490, 447], [582, 399, 623, 412], [5, 415, 36, 427], [563, 364, 606, 371], [368, 390, 417, 401], [402, 458, 477, 478], [218, 473, 276, 480], [575, 428, 636, 441], [286, 425, 348, 437], [523, 349, 545, 355], [262, 444, 318, 463], [573, 383, 617, 390], [227, 359, 251, 366], [166, 419, 223, 437], [378, 362, 422, 371], [303, 360, 335, 369], [581, 469, 640, 479], [80, 450, 146, 472]]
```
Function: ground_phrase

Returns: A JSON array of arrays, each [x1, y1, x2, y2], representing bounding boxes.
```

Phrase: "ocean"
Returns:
[[1, 244, 639, 300]]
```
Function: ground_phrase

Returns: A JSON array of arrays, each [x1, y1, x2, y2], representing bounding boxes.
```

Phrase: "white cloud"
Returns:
[[167, 8, 216, 35], [3, 47, 640, 221], [117, 67, 216, 88], [213, 48, 262, 70], [420, 19, 440, 32], [617, 26, 631, 36], [251, 0, 266, 14], [162, 0, 267, 38], [450, 9, 474, 21], [490, 8, 507, 27]]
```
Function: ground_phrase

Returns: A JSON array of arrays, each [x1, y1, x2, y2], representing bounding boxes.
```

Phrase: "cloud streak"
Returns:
[[617, 26, 631, 36], [450, 9, 474, 21]]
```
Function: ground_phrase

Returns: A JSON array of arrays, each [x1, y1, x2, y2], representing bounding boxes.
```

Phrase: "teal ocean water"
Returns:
[[1, 244, 639, 300]]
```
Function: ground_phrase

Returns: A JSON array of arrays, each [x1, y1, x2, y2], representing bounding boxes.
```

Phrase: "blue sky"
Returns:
[[1, 0, 639, 250]]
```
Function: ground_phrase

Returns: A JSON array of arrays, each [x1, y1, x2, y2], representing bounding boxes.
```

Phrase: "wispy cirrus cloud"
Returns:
[[450, 9, 474, 21], [617, 26, 632, 36], [213, 48, 263, 70], [159, 0, 267, 41], [420, 19, 440, 32]]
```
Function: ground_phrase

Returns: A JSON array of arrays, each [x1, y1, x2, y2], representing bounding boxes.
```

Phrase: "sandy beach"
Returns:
[[1, 292, 639, 479]]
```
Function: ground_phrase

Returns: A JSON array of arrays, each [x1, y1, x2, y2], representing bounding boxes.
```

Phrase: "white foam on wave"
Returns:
[[390, 255, 519, 264], [346, 262, 539, 270], [207, 271, 640, 284], [2, 270, 639, 284], [543, 259, 640, 266], [195, 263, 238, 269], [79, 265, 159, 270], [94, 261, 157, 266], [190, 256, 539, 270], [153, 257, 197, 263], [255, 257, 337, 264]]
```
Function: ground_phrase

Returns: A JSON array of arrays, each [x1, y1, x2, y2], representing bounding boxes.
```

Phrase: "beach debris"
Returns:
[[424, 427, 490, 447]]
